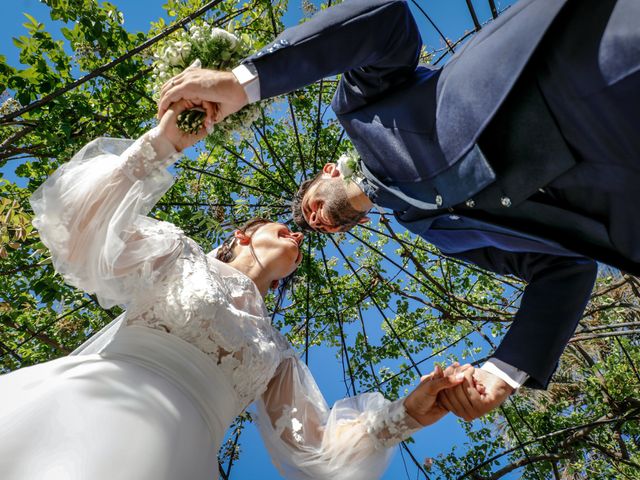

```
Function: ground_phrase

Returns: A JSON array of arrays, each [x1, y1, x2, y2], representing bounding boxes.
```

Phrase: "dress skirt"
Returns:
[[0, 325, 238, 480]]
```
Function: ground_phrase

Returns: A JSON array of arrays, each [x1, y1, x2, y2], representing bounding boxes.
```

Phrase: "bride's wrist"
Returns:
[[146, 126, 179, 157], [402, 396, 425, 426]]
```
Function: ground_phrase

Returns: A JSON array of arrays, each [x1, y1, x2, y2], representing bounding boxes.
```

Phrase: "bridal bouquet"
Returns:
[[150, 24, 262, 141]]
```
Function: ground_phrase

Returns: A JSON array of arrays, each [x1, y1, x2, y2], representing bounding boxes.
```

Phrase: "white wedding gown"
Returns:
[[0, 129, 422, 480]]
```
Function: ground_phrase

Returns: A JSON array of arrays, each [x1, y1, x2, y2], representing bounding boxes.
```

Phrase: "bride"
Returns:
[[0, 99, 471, 480]]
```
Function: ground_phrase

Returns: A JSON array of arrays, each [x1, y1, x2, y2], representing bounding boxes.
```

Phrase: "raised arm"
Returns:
[[30, 100, 212, 308], [158, 0, 422, 119], [255, 355, 468, 480], [243, 0, 422, 103]]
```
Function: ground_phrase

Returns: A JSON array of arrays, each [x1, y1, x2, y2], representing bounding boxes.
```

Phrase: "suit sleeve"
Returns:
[[451, 248, 597, 389], [242, 0, 422, 110]]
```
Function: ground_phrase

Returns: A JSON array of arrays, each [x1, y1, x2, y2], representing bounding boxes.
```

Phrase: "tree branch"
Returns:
[[483, 454, 567, 480]]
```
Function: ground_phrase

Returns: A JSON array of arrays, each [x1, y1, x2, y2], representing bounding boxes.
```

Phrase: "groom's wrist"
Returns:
[[481, 358, 529, 391], [232, 63, 261, 103]]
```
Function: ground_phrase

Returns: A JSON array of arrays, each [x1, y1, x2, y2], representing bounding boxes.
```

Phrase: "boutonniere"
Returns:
[[336, 150, 361, 184]]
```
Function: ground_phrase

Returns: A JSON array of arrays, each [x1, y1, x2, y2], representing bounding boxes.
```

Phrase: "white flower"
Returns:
[[210, 27, 225, 39], [273, 406, 304, 443], [335, 150, 361, 183], [0, 97, 21, 115], [336, 153, 354, 178], [190, 27, 204, 42], [290, 417, 304, 443], [173, 41, 191, 58], [211, 27, 238, 48], [164, 46, 184, 66]]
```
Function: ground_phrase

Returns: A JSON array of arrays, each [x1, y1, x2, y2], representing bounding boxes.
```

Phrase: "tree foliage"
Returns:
[[0, 1, 638, 478]]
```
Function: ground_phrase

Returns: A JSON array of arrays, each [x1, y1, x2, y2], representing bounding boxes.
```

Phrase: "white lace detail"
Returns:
[[31, 132, 288, 410], [364, 398, 422, 448], [126, 237, 288, 409], [31, 133, 423, 480], [120, 127, 180, 181], [274, 406, 305, 443]]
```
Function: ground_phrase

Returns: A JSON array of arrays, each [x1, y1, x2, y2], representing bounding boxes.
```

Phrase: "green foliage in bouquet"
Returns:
[[150, 24, 263, 142]]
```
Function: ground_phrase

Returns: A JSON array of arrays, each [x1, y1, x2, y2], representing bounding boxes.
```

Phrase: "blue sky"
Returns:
[[1, 1, 521, 479]]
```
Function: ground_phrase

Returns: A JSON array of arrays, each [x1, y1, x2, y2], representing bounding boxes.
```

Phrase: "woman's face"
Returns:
[[246, 222, 304, 279]]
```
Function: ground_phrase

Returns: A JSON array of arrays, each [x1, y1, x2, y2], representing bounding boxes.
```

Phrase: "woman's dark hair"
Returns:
[[215, 217, 299, 299], [215, 218, 271, 263]]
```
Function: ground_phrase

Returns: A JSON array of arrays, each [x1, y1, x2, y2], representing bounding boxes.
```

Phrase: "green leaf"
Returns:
[[22, 12, 38, 26]]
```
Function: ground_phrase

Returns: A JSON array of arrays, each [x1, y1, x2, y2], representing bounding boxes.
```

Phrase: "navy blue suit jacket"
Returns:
[[242, 0, 604, 388]]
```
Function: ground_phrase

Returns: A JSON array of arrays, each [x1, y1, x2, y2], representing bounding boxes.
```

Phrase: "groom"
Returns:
[[158, 0, 640, 420]]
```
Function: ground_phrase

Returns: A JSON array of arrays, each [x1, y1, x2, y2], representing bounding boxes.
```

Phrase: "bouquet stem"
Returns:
[[177, 108, 206, 134]]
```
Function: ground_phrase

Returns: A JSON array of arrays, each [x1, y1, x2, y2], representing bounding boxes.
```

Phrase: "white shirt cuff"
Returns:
[[232, 64, 261, 103], [481, 358, 529, 390]]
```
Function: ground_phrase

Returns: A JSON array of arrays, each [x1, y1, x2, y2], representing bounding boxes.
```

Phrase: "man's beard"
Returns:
[[316, 180, 367, 230]]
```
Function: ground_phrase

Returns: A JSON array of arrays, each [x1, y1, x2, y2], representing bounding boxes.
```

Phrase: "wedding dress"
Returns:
[[0, 129, 422, 480]]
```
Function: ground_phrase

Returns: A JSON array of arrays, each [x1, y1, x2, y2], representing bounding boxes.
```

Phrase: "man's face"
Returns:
[[300, 163, 369, 233], [301, 177, 346, 233]]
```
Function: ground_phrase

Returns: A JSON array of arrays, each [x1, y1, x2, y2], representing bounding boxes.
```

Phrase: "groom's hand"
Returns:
[[438, 369, 514, 421], [157, 69, 248, 124]]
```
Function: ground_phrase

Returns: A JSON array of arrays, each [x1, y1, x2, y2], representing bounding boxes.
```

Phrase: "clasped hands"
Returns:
[[403, 362, 514, 426], [158, 68, 247, 126], [155, 66, 248, 151]]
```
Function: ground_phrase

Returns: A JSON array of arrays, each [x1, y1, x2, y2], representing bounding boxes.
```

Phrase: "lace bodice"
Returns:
[[125, 236, 292, 407], [30, 129, 423, 480]]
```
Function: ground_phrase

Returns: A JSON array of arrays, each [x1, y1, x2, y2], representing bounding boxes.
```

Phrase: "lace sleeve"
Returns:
[[30, 127, 184, 308], [255, 356, 422, 480]]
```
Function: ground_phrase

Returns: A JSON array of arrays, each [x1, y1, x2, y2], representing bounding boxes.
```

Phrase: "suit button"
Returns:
[[501, 196, 512, 207], [435, 195, 443, 207], [465, 199, 475, 208]]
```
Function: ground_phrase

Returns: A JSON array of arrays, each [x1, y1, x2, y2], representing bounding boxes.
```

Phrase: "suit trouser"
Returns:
[[538, 0, 640, 262]]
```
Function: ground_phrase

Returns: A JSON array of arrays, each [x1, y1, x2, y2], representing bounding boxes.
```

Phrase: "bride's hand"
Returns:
[[403, 363, 473, 426], [157, 99, 217, 152]]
